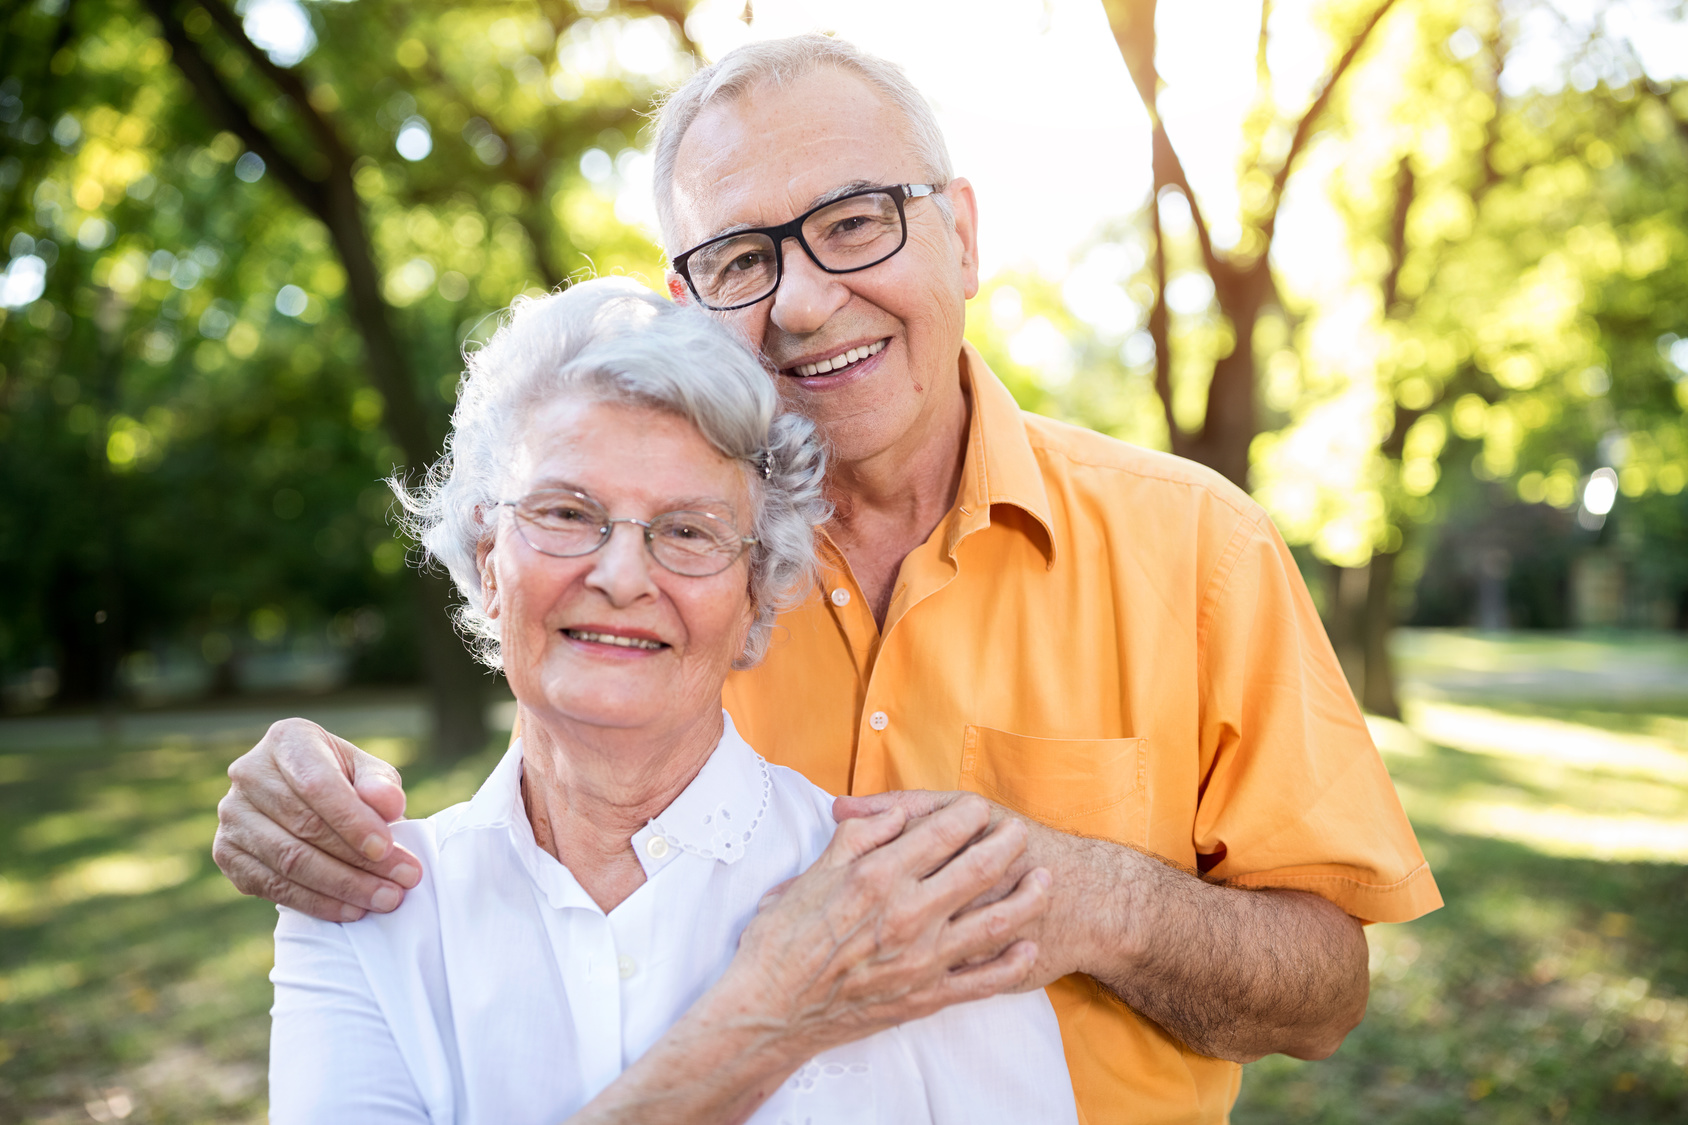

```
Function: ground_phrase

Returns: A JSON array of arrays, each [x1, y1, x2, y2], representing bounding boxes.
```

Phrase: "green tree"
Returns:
[[1, 0, 690, 751]]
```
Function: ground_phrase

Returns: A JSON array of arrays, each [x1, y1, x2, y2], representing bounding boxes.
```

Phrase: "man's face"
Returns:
[[667, 69, 981, 467]]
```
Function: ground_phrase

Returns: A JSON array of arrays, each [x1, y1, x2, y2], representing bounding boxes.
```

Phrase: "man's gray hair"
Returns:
[[651, 33, 954, 255], [393, 277, 829, 669]]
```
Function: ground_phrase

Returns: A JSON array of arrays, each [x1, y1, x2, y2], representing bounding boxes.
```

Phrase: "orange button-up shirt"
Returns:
[[725, 344, 1441, 1124]]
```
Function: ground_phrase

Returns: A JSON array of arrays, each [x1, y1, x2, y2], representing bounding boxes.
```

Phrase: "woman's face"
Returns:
[[482, 399, 757, 738]]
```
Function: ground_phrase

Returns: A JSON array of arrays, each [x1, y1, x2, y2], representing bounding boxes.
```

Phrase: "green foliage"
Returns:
[[0, 0, 680, 707]]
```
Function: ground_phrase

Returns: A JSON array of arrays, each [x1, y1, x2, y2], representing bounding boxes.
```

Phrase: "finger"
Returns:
[[939, 867, 1050, 966], [219, 797, 415, 911], [757, 876, 797, 913], [218, 843, 372, 923], [916, 817, 1029, 915], [352, 744, 406, 823], [936, 940, 1041, 1004], [221, 776, 421, 886], [822, 806, 910, 865], [833, 789, 956, 823], [870, 795, 995, 879], [270, 721, 406, 865]]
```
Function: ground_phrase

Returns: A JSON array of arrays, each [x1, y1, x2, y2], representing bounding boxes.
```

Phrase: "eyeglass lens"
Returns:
[[511, 491, 748, 577], [687, 191, 906, 309]]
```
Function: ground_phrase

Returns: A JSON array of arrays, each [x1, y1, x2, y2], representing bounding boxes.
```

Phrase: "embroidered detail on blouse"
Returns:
[[648, 753, 772, 865], [784, 1059, 872, 1093]]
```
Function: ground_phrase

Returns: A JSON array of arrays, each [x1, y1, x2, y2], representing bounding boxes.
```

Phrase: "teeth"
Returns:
[[566, 629, 665, 650], [793, 339, 886, 378]]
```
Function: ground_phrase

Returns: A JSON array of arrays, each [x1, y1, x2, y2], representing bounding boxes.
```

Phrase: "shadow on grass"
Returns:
[[0, 733, 502, 1124], [1234, 828, 1688, 1124]]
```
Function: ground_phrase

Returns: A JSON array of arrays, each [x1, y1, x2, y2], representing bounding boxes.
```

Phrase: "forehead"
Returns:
[[512, 398, 744, 500], [668, 68, 918, 247]]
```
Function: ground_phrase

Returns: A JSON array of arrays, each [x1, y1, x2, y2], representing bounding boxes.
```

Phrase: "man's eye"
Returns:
[[828, 216, 869, 236], [725, 250, 768, 273]]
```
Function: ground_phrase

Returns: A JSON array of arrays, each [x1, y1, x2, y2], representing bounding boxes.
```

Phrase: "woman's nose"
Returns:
[[584, 522, 659, 603], [770, 243, 850, 336]]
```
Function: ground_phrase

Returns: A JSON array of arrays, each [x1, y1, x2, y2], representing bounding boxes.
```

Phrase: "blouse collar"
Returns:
[[438, 711, 772, 884]]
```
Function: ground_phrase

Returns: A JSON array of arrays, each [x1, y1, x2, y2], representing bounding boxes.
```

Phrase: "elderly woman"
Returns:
[[267, 279, 1078, 1124]]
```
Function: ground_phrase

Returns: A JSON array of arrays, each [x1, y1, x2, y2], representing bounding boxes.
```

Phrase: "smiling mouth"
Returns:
[[564, 629, 668, 651], [787, 338, 887, 378]]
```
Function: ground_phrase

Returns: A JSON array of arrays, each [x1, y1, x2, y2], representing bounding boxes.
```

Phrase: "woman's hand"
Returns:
[[707, 796, 1052, 1062], [212, 718, 422, 921]]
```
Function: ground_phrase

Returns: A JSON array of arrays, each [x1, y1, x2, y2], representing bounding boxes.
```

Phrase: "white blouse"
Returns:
[[269, 713, 1079, 1125]]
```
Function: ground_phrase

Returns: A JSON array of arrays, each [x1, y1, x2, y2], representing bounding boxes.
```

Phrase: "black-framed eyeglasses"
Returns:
[[671, 183, 939, 312], [500, 490, 756, 578]]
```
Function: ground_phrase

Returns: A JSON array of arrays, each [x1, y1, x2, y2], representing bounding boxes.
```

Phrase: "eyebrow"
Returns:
[[524, 481, 740, 515], [700, 179, 882, 243]]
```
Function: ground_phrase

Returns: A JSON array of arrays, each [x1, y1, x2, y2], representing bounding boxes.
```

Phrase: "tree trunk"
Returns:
[[1361, 549, 1401, 717], [146, 0, 488, 755]]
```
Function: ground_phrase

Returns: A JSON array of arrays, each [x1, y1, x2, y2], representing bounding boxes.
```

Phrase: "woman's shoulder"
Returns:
[[761, 761, 840, 856]]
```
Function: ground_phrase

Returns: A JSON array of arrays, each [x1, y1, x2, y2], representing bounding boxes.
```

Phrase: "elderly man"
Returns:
[[217, 34, 1440, 1123]]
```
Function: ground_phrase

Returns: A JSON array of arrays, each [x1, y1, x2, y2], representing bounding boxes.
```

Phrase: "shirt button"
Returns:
[[645, 836, 670, 859], [618, 954, 637, 980], [868, 710, 889, 731], [831, 588, 851, 607]]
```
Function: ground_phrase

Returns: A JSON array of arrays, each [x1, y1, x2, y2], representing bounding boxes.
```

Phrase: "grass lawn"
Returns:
[[3, 630, 1687, 1122]]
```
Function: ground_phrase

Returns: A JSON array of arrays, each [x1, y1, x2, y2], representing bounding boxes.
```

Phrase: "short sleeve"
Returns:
[[1192, 511, 1442, 923], [269, 907, 432, 1124]]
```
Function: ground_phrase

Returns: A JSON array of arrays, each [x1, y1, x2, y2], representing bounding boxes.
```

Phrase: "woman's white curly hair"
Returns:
[[392, 277, 829, 670]]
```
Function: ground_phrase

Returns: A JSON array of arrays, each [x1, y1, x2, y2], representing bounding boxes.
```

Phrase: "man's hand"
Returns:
[[212, 718, 421, 922], [836, 789, 1371, 1064]]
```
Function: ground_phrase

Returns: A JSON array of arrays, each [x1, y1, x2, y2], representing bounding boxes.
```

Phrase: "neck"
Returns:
[[519, 703, 724, 913], [826, 351, 971, 626]]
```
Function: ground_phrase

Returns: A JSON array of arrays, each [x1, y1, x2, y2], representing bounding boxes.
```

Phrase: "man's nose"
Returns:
[[769, 240, 849, 337], [584, 522, 659, 605]]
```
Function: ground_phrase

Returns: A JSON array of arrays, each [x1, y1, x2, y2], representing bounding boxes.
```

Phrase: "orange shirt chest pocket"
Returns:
[[959, 727, 1150, 846]]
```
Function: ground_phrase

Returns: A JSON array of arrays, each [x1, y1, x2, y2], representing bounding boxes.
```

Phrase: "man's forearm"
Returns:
[[1050, 832, 1370, 1064]]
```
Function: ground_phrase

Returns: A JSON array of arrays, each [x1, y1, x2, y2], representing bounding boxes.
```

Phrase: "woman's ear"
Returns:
[[478, 536, 502, 620]]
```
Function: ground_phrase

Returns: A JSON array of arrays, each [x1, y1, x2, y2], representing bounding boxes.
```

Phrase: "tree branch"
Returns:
[[193, 0, 352, 170], [1262, 0, 1400, 239], [1104, 0, 1226, 285], [138, 0, 326, 214], [1149, 189, 1180, 450], [1379, 156, 1413, 310]]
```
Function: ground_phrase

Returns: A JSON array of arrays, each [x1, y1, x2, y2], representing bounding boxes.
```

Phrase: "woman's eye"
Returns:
[[536, 503, 593, 523]]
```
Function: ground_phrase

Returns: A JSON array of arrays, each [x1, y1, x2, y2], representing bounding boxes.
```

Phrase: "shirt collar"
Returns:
[[947, 342, 1057, 567], [437, 712, 771, 880]]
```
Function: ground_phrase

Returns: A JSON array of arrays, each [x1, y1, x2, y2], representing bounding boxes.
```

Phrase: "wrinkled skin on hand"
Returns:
[[212, 718, 422, 921], [707, 796, 1052, 1062]]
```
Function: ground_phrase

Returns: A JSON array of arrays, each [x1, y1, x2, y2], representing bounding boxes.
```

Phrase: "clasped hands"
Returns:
[[213, 720, 1078, 1054]]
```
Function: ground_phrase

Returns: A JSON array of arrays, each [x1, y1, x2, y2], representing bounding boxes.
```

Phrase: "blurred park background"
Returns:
[[2, 0, 1687, 1119]]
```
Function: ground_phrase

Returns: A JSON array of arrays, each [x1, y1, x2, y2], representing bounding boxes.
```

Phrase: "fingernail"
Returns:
[[371, 886, 402, 912], [1034, 869, 1052, 889], [391, 863, 420, 888], [340, 904, 365, 922], [361, 834, 390, 861]]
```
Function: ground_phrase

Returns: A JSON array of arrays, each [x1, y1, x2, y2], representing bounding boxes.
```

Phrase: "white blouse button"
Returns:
[[868, 711, 889, 731], [618, 954, 637, 980], [645, 836, 670, 859], [831, 588, 851, 607]]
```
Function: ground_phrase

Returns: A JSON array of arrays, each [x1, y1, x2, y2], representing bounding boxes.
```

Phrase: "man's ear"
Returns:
[[666, 272, 689, 303], [946, 178, 982, 300]]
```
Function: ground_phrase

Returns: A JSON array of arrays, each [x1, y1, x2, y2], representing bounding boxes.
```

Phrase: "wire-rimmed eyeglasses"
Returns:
[[671, 184, 939, 312], [499, 489, 756, 578]]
